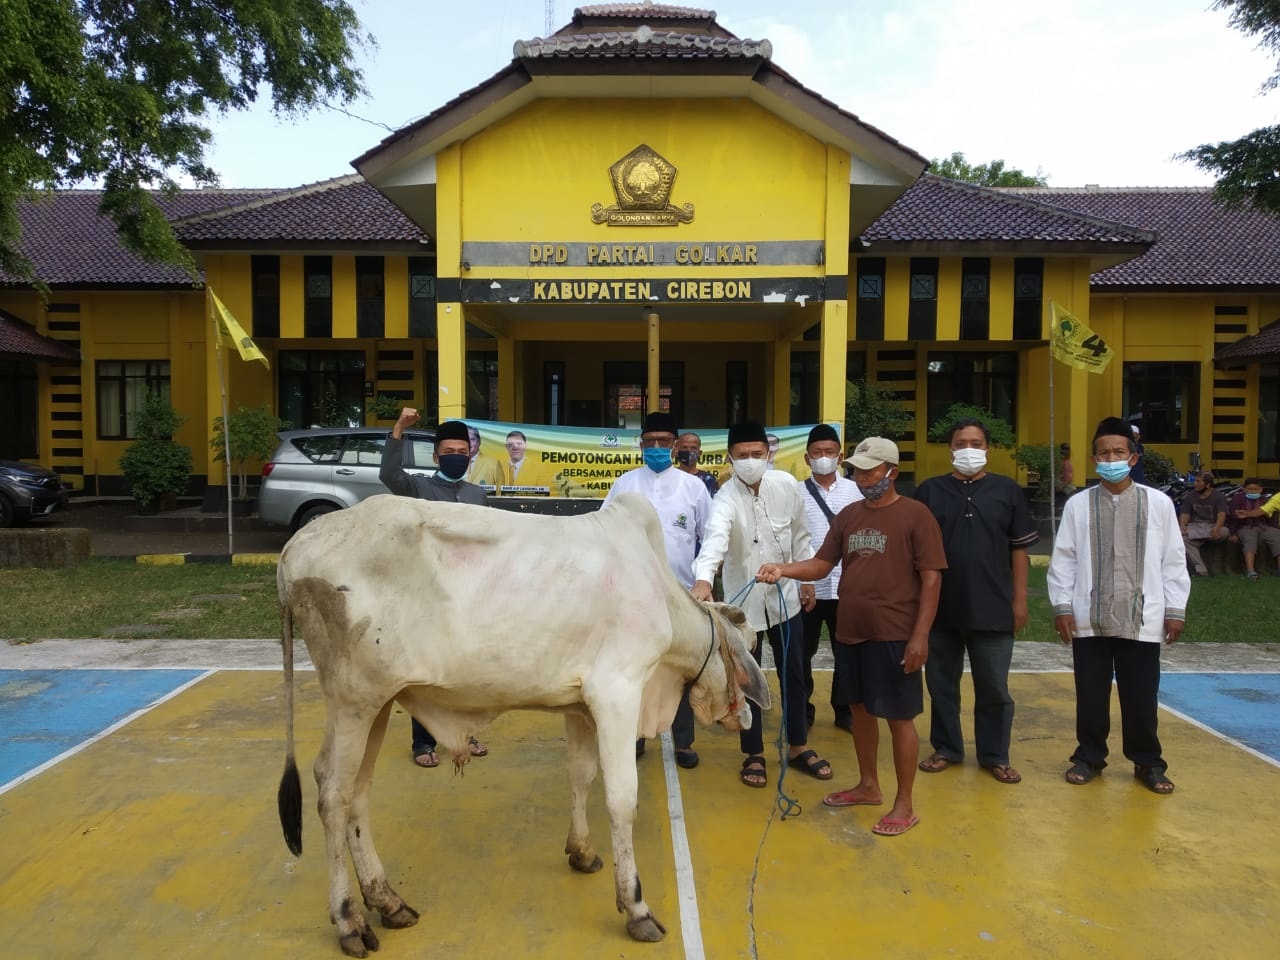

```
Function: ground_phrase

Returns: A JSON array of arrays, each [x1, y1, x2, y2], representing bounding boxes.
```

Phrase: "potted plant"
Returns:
[[210, 404, 284, 513], [119, 393, 192, 513], [1014, 443, 1057, 517]]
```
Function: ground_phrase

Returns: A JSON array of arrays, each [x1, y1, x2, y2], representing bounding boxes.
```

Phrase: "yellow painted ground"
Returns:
[[0, 671, 1276, 959]]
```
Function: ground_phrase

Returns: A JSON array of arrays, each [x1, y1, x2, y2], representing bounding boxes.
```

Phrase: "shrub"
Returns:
[[1143, 448, 1175, 486], [211, 405, 285, 498], [845, 379, 912, 446], [119, 393, 192, 507], [1014, 444, 1056, 500], [926, 403, 1016, 449]]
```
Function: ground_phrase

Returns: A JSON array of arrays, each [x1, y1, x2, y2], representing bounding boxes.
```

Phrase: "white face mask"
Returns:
[[732, 457, 769, 486], [809, 456, 839, 477], [951, 448, 987, 476]]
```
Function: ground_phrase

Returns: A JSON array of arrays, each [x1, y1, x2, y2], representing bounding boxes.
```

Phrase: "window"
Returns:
[[603, 361, 682, 428], [790, 352, 819, 424], [252, 255, 280, 338], [408, 256, 436, 339], [466, 352, 499, 421], [1123, 361, 1200, 443], [0, 359, 38, 458], [356, 257, 385, 338], [97, 360, 171, 439], [726, 361, 747, 425], [545, 361, 566, 425], [1012, 258, 1043, 340], [926, 352, 1017, 430], [278, 351, 365, 429], [304, 256, 333, 338], [1258, 363, 1278, 460]]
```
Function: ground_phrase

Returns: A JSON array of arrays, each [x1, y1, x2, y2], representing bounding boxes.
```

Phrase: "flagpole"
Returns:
[[1047, 298, 1057, 540], [211, 290, 234, 557]]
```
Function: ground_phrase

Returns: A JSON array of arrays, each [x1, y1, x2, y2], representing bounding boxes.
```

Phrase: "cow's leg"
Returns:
[[563, 712, 603, 873], [347, 700, 420, 931], [315, 710, 383, 958], [593, 705, 666, 942]]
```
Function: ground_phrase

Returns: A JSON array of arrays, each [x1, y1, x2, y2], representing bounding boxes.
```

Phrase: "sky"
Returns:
[[200, 0, 1280, 189]]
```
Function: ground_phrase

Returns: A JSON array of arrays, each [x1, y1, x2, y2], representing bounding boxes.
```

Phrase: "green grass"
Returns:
[[0, 559, 279, 641], [0, 559, 1273, 643], [1024, 564, 1275, 644]]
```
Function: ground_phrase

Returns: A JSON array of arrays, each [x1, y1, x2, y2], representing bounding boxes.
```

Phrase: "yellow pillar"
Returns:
[[435, 144, 466, 422], [820, 300, 848, 433], [821, 144, 851, 436], [646, 310, 660, 413]]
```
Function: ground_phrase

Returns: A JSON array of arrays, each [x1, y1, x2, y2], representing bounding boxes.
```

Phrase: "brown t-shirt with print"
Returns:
[[815, 495, 948, 644]]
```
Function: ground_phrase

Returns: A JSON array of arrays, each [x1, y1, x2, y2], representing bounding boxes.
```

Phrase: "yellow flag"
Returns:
[[1050, 301, 1113, 374], [210, 289, 269, 369]]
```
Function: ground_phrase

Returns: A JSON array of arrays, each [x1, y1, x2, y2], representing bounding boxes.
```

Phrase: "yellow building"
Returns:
[[3, 4, 1279, 498]]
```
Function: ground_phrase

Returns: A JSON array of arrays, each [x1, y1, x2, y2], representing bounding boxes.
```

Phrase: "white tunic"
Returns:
[[693, 470, 814, 631], [1047, 483, 1190, 643], [604, 465, 712, 589]]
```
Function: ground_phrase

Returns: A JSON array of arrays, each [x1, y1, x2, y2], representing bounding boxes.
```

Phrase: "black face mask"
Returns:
[[436, 453, 470, 482], [676, 450, 697, 467]]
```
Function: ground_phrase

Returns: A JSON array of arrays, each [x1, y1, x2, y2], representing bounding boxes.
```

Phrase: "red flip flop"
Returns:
[[871, 814, 919, 837]]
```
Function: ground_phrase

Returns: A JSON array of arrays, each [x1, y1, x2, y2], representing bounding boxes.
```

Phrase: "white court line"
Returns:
[[0, 669, 215, 797], [1159, 702, 1280, 770], [660, 730, 704, 960]]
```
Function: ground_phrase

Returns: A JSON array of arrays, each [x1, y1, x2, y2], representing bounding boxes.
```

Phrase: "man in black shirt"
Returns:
[[915, 419, 1039, 785]]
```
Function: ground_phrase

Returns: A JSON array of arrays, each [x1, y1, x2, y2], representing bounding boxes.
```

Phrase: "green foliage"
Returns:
[[1014, 444, 1057, 499], [1143, 448, 1176, 486], [368, 394, 412, 421], [1178, 2, 1280, 213], [845, 379, 913, 446], [211, 405, 285, 498], [317, 391, 363, 427], [926, 403, 1017, 448], [928, 152, 1049, 187], [1, 1, 370, 282], [119, 393, 191, 506]]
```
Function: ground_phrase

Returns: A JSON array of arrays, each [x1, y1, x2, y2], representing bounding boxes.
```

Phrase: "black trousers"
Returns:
[[800, 598, 852, 727], [740, 612, 809, 756], [1071, 635, 1165, 771]]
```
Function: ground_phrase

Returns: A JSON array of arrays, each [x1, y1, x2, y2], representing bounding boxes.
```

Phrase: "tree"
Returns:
[[1178, 1, 1280, 213], [211, 404, 285, 499], [1, 1, 370, 282], [929, 152, 1048, 187], [845, 379, 913, 446]]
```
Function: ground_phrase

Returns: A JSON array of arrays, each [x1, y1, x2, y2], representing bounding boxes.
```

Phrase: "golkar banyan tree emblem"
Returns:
[[591, 144, 695, 226]]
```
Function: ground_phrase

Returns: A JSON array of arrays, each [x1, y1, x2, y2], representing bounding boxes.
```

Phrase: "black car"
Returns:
[[0, 460, 69, 527]]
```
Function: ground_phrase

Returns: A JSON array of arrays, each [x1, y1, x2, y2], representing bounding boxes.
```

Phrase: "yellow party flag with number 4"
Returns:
[[1050, 301, 1113, 374], [210, 288, 269, 368]]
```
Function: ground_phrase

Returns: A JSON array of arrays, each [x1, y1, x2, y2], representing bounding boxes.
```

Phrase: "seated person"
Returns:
[[1229, 480, 1280, 580], [1178, 471, 1229, 576]]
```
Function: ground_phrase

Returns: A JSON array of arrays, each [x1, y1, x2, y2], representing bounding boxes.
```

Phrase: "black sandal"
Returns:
[[740, 755, 767, 788], [787, 748, 833, 780], [1065, 760, 1100, 785], [1134, 764, 1175, 795]]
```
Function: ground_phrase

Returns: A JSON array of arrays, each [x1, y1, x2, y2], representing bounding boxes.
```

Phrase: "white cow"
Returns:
[[276, 492, 770, 957]]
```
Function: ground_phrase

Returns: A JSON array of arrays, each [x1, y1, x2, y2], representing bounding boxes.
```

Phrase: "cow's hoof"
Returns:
[[626, 914, 667, 942], [381, 903, 420, 929], [338, 926, 380, 957], [567, 850, 603, 873]]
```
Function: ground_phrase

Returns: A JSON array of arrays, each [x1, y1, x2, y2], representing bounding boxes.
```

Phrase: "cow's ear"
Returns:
[[730, 639, 771, 710]]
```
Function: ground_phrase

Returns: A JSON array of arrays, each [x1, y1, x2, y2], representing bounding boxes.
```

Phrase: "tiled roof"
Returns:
[[513, 30, 769, 60], [1004, 188, 1280, 288], [173, 175, 428, 245], [571, 4, 717, 22], [1216, 318, 1280, 364], [3, 189, 279, 287], [0, 313, 80, 363], [862, 176, 1156, 245]]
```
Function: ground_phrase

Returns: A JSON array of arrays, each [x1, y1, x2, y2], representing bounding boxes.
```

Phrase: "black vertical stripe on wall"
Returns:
[[907, 257, 938, 341], [303, 256, 333, 339], [855, 257, 885, 341], [1012, 257, 1044, 340], [959, 257, 990, 340], [252, 255, 281, 338]]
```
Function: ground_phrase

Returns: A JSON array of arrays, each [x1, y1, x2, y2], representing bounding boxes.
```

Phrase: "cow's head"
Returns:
[[688, 602, 771, 731]]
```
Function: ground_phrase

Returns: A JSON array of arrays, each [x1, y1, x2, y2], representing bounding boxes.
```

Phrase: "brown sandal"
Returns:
[[918, 752, 955, 773], [987, 764, 1022, 784]]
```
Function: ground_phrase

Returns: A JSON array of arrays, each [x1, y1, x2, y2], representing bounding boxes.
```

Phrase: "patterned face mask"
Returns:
[[857, 473, 893, 501]]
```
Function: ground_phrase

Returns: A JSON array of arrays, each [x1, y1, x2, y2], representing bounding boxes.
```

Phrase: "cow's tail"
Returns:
[[278, 596, 303, 856]]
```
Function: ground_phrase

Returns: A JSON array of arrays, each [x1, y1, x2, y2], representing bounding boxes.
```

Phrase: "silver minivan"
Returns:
[[257, 427, 437, 531]]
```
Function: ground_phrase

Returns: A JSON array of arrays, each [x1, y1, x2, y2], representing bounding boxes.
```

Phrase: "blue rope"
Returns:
[[770, 581, 802, 820]]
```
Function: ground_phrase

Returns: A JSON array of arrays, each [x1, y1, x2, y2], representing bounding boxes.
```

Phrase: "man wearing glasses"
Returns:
[[604, 411, 713, 769]]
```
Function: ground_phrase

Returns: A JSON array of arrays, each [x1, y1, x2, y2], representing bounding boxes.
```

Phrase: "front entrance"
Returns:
[[603, 361, 683, 429], [0, 359, 38, 459]]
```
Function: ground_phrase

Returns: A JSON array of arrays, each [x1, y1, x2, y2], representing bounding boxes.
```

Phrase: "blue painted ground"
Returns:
[[1161, 673, 1280, 763], [0, 669, 204, 786]]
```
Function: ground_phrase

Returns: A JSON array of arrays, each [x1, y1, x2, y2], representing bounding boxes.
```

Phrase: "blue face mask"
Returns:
[[1095, 460, 1132, 483], [643, 447, 673, 472], [1246, 491, 1263, 500], [436, 453, 470, 482]]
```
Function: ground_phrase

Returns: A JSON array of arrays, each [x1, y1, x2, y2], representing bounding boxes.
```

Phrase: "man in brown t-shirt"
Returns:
[[758, 437, 946, 838]]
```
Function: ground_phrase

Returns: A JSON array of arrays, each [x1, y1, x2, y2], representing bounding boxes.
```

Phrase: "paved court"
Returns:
[[1, 641, 1278, 959]]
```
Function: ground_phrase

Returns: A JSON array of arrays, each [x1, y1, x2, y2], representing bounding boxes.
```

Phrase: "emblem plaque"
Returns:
[[591, 144, 694, 226]]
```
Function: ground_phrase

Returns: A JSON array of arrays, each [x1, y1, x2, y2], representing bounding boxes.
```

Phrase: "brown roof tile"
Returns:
[[4, 189, 279, 287], [0, 313, 80, 362], [514, 29, 769, 60], [1216, 318, 1280, 365], [1004, 188, 1280, 288], [863, 176, 1155, 246], [172, 175, 428, 245], [571, 4, 717, 22]]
